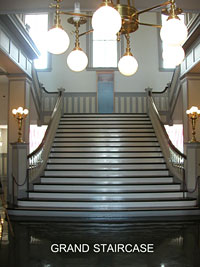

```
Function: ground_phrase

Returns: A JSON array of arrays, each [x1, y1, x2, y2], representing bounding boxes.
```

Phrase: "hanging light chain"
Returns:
[[75, 22, 80, 49]]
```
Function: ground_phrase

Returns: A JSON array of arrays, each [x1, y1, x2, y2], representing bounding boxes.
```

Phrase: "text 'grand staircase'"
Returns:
[[17, 114, 197, 220]]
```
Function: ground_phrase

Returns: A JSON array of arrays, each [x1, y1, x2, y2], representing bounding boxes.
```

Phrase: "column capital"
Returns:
[[11, 142, 29, 149], [185, 142, 200, 149], [7, 74, 32, 84]]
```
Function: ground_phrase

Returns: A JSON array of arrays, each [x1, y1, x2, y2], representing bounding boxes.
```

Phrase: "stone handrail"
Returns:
[[27, 90, 63, 184]]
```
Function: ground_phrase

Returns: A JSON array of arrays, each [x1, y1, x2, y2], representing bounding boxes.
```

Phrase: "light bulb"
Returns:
[[67, 48, 88, 72], [46, 26, 70, 55], [162, 45, 185, 66], [186, 106, 199, 115], [17, 107, 23, 114], [92, 5, 121, 37], [73, 2, 81, 22], [118, 54, 138, 76], [12, 109, 17, 115], [23, 109, 29, 115], [160, 17, 188, 46]]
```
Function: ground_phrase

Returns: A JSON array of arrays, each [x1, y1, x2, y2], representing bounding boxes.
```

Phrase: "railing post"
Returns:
[[58, 87, 65, 115], [145, 87, 152, 114], [185, 143, 200, 200], [11, 143, 28, 204]]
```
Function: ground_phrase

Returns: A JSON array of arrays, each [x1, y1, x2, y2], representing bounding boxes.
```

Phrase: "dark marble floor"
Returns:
[[0, 217, 200, 267]]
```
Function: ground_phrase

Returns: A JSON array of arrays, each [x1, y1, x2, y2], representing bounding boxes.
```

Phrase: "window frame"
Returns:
[[86, 20, 124, 71]]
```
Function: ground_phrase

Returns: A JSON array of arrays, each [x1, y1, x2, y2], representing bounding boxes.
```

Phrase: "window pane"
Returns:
[[93, 40, 117, 67], [25, 14, 48, 69], [92, 30, 118, 68]]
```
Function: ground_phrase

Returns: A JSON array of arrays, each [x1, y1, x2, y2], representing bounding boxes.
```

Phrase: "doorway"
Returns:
[[97, 72, 114, 113]]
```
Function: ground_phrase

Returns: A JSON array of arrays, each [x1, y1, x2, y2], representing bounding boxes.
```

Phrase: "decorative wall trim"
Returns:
[[0, 15, 40, 78]]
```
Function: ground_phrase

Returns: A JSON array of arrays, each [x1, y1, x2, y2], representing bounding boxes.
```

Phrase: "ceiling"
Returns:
[[0, 0, 200, 14]]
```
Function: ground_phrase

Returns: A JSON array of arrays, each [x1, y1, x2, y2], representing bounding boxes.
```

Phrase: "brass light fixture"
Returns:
[[67, 11, 88, 72], [46, 0, 188, 76], [186, 106, 200, 143], [12, 107, 29, 143]]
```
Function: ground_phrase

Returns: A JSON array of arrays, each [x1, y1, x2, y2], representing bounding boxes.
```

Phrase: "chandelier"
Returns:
[[46, 0, 188, 76]]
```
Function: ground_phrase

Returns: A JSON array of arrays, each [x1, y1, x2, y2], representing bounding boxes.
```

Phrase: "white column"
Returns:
[[7, 75, 31, 204], [11, 143, 29, 204], [186, 143, 200, 199]]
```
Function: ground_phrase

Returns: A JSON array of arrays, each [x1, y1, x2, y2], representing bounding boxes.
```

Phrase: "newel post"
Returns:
[[185, 143, 200, 200], [11, 143, 29, 204], [145, 87, 153, 114], [58, 87, 65, 115]]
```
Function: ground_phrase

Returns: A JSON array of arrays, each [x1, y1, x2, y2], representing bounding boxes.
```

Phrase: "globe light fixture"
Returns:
[[162, 45, 185, 66], [92, 1, 122, 37], [160, 0, 188, 46], [12, 107, 29, 143], [67, 11, 88, 72], [118, 54, 138, 76], [118, 34, 138, 76], [186, 106, 200, 143], [67, 48, 88, 72], [48, 0, 188, 75], [46, 26, 70, 54], [46, 2, 70, 55], [160, 17, 188, 46]]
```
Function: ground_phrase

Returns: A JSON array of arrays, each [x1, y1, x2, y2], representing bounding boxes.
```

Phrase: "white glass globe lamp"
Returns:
[[160, 17, 188, 46], [118, 53, 138, 76], [162, 45, 185, 66], [67, 48, 88, 72], [46, 26, 70, 55], [92, 4, 122, 37]]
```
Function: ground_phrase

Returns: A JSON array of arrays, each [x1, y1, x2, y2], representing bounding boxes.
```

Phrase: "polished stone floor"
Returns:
[[0, 217, 200, 267]]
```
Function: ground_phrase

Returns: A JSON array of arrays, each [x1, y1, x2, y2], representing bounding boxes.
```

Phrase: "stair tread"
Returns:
[[10, 206, 199, 212], [41, 175, 173, 178], [34, 182, 180, 186], [18, 197, 196, 202], [29, 190, 183, 193]]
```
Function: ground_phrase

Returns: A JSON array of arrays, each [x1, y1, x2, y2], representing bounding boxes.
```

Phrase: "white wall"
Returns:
[[38, 12, 174, 93]]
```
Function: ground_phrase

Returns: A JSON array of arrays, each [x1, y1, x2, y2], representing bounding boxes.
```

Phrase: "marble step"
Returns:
[[51, 147, 162, 152], [54, 137, 158, 142], [47, 158, 165, 164], [56, 128, 154, 133], [62, 113, 148, 118], [33, 183, 181, 192], [28, 191, 185, 200], [58, 124, 153, 129], [44, 169, 170, 177], [52, 142, 160, 147], [55, 132, 156, 137], [59, 121, 152, 125], [17, 198, 197, 209], [60, 117, 151, 121], [50, 152, 163, 158], [40, 176, 174, 184], [46, 163, 167, 170]]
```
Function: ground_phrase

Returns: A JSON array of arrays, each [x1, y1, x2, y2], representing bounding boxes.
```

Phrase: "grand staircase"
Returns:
[[15, 114, 198, 220]]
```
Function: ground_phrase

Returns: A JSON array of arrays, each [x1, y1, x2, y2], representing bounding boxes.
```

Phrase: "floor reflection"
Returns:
[[0, 219, 200, 267]]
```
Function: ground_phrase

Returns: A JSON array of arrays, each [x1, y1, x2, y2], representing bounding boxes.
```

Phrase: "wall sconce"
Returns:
[[186, 106, 200, 143], [12, 107, 29, 143]]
